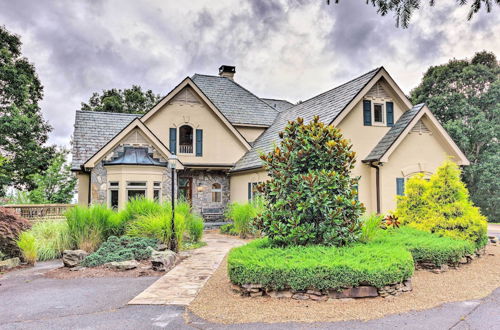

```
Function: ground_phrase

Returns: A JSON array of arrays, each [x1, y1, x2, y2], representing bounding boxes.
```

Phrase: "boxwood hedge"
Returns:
[[372, 227, 476, 266], [228, 227, 476, 290]]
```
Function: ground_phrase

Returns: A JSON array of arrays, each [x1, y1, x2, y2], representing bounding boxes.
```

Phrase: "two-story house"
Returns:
[[71, 65, 468, 218]]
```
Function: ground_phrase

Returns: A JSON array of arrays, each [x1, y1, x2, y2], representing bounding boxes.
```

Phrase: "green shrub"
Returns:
[[125, 201, 196, 248], [373, 227, 476, 266], [228, 238, 414, 290], [220, 223, 238, 236], [116, 197, 164, 226], [225, 202, 259, 238], [360, 213, 383, 243], [126, 213, 172, 244], [16, 232, 37, 265], [395, 160, 488, 248], [81, 236, 158, 267], [256, 116, 365, 247], [29, 220, 72, 261], [187, 214, 204, 242], [65, 204, 116, 252]]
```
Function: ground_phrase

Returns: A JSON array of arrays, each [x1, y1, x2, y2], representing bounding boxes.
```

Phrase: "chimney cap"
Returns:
[[219, 65, 236, 74]]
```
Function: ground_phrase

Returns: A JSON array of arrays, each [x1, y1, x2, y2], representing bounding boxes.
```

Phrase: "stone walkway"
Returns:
[[128, 232, 244, 305]]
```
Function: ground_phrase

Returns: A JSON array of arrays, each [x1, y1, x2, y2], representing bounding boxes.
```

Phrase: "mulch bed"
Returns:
[[188, 244, 500, 324], [44, 260, 164, 279]]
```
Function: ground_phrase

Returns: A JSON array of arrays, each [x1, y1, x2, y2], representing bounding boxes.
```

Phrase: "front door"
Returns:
[[178, 177, 192, 204]]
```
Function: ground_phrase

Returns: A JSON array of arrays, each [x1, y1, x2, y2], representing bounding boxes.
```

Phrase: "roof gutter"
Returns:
[[368, 161, 381, 214]]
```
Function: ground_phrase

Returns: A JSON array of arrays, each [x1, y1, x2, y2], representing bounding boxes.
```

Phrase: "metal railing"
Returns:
[[3, 204, 75, 221]]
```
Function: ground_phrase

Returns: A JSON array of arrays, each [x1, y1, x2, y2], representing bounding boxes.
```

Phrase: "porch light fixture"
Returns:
[[197, 183, 204, 192], [168, 155, 178, 252]]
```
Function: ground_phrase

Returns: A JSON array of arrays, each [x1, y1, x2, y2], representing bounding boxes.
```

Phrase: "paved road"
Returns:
[[1, 261, 499, 330]]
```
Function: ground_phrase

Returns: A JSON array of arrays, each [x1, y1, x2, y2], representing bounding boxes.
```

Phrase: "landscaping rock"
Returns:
[[104, 260, 139, 270], [292, 293, 310, 300], [69, 266, 86, 272], [0, 257, 20, 271], [151, 250, 176, 271], [267, 290, 293, 299], [309, 294, 328, 301], [402, 280, 412, 292], [329, 286, 378, 299], [156, 244, 169, 251], [62, 250, 88, 268], [459, 257, 469, 264]]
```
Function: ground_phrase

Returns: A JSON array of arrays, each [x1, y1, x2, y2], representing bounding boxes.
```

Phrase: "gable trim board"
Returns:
[[141, 77, 252, 151], [83, 118, 184, 170], [330, 67, 413, 127], [363, 104, 469, 165]]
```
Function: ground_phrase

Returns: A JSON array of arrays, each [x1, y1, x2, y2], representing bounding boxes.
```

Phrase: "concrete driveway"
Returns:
[[1, 260, 499, 329]]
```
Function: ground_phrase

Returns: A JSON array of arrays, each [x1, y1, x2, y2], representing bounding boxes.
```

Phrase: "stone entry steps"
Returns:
[[128, 232, 244, 306]]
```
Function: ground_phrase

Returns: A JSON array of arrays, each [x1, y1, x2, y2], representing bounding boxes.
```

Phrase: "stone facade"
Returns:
[[178, 169, 230, 218], [90, 162, 107, 205]]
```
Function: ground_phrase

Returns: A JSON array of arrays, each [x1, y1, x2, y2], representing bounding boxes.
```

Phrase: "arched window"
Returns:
[[211, 183, 222, 203], [179, 125, 193, 154]]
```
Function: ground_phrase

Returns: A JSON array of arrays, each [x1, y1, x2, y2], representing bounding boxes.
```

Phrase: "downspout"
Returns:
[[369, 162, 381, 214]]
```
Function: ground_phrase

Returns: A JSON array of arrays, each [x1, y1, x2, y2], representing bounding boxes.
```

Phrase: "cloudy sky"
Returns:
[[0, 0, 498, 147]]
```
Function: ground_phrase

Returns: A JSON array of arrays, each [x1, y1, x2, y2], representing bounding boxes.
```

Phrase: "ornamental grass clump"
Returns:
[[28, 220, 72, 261], [16, 232, 37, 265], [256, 116, 365, 246], [395, 160, 488, 248], [225, 198, 263, 238]]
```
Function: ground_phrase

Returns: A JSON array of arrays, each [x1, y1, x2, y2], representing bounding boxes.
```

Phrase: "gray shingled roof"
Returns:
[[261, 98, 294, 112], [364, 103, 425, 162], [71, 111, 140, 170], [232, 67, 381, 172], [192, 74, 278, 126]]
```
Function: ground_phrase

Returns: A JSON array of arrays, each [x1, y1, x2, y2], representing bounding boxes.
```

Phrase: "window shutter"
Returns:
[[386, 102, 394, 127], [363, 100, 372, 126], [195, 129, 203, 157], [169, 128, 177, 154], [396, 178, 405, 196], [248, 182, 252, 201]]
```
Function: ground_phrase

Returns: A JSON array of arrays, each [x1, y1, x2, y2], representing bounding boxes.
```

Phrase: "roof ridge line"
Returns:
[[280, 67, 382, 115], [76, 110, 142, 116]]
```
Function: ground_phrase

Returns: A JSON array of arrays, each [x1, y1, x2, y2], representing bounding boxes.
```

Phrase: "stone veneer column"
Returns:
[[90, 162, 107, 205]]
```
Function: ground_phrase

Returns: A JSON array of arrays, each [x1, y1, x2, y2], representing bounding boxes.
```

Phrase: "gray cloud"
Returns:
[[0, 0, 498, 148]]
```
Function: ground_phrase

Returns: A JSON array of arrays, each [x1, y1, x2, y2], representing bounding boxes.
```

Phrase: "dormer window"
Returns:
[[179, 125, 193, 154], [363, 99, 394, 127]]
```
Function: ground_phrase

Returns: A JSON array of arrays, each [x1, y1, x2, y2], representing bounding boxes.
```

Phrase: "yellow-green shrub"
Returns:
[[395, 160, 488, 248]]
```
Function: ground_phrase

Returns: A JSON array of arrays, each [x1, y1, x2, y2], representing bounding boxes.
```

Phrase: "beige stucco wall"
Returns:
[[379, 116, 458, 213], [77, 172, 90, 206], [144, 87, 248, 165], [235, 126, 266, 143], [106, 165, 165, 210], [229, 169, 269, 203], [337, 81, 406, 213]]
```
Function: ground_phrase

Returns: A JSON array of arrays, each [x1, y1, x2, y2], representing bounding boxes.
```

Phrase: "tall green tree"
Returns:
[[411, 51, 499, 221], [327, 1, 500, 28], [28, 150, 76, 204], [81, 85, 161, 114], [0, 25, 55, 194]]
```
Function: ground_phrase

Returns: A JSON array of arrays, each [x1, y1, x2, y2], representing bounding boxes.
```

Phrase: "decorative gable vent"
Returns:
[[411, 120, 431, 134], [366, 82, 390, 99], [171, 86, 200, 104]]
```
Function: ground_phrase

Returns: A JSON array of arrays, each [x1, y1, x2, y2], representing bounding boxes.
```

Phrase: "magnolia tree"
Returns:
[[255, 116, 365, 246]]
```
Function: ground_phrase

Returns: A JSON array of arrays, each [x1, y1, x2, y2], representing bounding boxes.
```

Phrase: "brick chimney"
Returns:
[[219, 65, 235, 80]]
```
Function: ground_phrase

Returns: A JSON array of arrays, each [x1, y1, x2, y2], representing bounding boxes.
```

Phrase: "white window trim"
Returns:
[[211, 183, 222, 203], [249, 182, 262, 201], [372, 102, 386, 126], [177, 124, 195, 155], [108, 181, 119, 209]]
